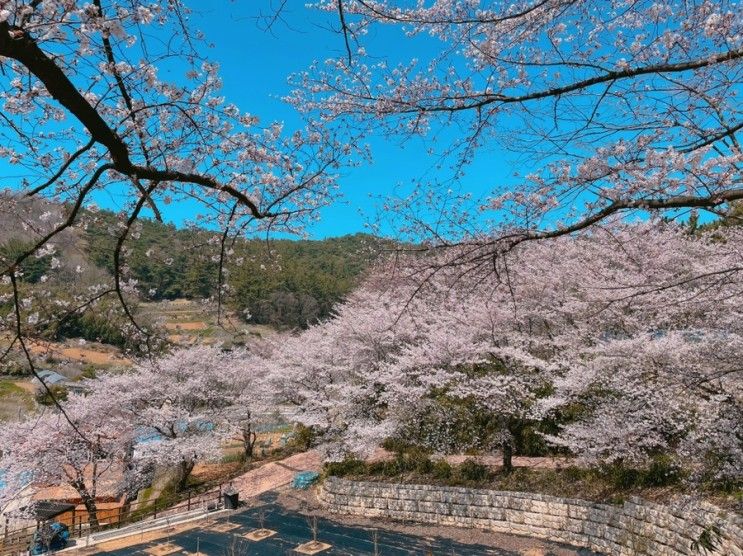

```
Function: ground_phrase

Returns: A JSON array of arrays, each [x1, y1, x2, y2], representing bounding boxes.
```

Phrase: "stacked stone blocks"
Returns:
[[319, 477, 742, 555]]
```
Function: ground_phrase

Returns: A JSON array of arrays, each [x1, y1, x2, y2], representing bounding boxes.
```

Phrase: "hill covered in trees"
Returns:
[[82, 210, 393, 329], [0, 197, 394, 334]]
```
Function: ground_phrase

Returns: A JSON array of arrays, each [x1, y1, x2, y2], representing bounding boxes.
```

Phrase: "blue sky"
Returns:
[[0, 3, 516, 240], [183, 3, 514, 238], [2, 4, 711, 240]]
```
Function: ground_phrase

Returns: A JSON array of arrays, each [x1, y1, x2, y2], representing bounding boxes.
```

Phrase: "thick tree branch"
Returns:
[[0, 21, 131, 168], [93, 0, 162, 221], [0, 21, 269, 220], [362, 48, 743, 114], [503, 188, 743, 246]]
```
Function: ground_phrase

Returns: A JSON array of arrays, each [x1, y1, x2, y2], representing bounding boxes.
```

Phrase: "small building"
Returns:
[[1, 465, 127, 538], [31, 370, 85, 395]]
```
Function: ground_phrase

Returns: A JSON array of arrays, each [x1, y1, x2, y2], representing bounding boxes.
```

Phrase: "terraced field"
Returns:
[[138, 299, 274, 348]]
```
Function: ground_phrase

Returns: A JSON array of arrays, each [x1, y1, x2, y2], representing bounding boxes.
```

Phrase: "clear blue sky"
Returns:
[[182, 3, 514, 238], [0, 3, 516, 240]]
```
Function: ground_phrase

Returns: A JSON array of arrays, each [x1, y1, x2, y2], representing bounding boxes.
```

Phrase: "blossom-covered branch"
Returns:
[[295, 0, 742, 244]]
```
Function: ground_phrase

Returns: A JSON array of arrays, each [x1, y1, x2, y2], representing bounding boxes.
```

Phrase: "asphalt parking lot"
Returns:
[[96, 503, 557, 555]]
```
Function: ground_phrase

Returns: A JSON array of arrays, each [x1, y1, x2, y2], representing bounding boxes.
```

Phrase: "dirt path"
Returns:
[[444, 454, 573, 469], [25, 338, 130, 366], [368, 448, 572, 469], [164, 321, 209, 331]]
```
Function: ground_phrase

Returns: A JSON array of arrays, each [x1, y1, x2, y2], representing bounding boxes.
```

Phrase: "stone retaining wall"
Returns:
[[318, 477, 743, 555]]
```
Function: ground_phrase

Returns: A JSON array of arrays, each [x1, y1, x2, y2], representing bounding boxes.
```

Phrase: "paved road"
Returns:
[[98, 502, 598, 556]]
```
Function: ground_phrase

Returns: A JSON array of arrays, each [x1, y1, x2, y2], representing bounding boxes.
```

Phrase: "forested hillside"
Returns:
[[0, 196, 392, 333], [82, 209, 392, 328]]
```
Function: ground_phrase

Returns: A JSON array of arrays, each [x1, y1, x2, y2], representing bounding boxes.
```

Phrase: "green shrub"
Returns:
[[562, 466, 587, 482], [36, 384, 68, 406], [366, 460, 387, 476], [602, 458, 683, 490], [431, 459, 453, 480], [643, 455, 682, 487], [604, 463, 642, 489], [382, 437, 417, 456], [691, 525, 723, 554], [400, 447, 433, 474], [379, 459, 403, 477], [82, 365, 98, 378], [458, 459, 490, 482], [293, 424, 315, 450], [413, 456, 433, 475], [77, 365, 98, 381], [325, 458, 367, 477], [698, 452, 743, 493], [221, 451, 247, 465]]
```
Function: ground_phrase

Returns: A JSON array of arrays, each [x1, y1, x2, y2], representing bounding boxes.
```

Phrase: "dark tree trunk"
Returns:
[[80, 494, 100, 530], [72, 461, 100, 531], [502, 441, 513, 473], [242, 426, 257, 460], [175, 459, 196, 491]]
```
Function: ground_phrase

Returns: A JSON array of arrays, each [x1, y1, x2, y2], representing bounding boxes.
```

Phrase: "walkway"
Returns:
[[65, 451, 598, 555], [231, 450, 323, 498], [368, 448, 572, 469]]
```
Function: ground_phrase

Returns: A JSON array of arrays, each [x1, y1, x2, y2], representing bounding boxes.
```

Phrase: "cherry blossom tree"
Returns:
[[86, 346, 238, 490], [86, 344, 279, 488], [529, 223, 743, 482], [0, 343, 280, 527], [3, 222, 736, 499], [1, 0, 739, 496], [0, 394, 139, 528], [0, 1, 354, 418], [272, 220, 742, 482], [218, 342, 277, 461], [266, 281, 422, 460], [267, 266, 549, 467], [293, 0, 743, 249]]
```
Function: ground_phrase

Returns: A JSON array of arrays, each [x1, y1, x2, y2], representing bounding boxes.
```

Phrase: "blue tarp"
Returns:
[[30, 522, 69, 554], [291, 471, 319, 489]]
